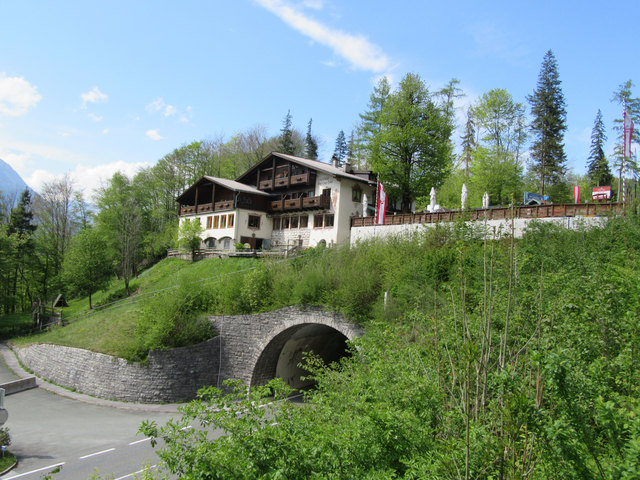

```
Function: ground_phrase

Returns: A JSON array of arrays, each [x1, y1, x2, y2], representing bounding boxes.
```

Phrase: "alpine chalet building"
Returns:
[[176, 152, 376, 250]]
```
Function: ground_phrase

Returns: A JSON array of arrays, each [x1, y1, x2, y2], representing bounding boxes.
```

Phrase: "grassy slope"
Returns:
[[10, 257, 258, 357]]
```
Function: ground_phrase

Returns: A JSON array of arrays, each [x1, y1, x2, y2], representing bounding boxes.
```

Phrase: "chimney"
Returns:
[[331, 155, 339, 168], [343, 161, 351, 173]]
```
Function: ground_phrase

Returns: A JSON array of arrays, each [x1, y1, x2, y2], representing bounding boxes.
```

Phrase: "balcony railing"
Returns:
[[214, 200, 234, 211], [270, 195, 330, 213], [351, 202, 623, 227], [179, 201, 234, 216]]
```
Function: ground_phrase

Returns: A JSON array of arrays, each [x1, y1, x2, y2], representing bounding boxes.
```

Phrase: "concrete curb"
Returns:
[[0, 454, 17, 477], [0, 343, 181, 413]]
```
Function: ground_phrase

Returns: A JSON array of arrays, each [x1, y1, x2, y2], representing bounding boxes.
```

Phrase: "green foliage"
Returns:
[[63, 228, 112, 309], [363, 73, 454, 211], [138, 214, 640, 479], [131, 276, 214, 361], [177, 218, 203, 259], [587, 109, 613, 187], [528, 50, 568, 197]]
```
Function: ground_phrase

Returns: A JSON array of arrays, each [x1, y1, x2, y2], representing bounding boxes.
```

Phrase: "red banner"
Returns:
[[376, 181, 387, 225], [573, 185, 580, 203]]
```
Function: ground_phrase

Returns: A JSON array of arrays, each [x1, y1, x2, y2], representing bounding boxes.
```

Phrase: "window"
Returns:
[[248, 215, 260, 229], [314, 214, 323, 228], [282, 217, 290, 229], [213, 216, 219, 229], [206, 216, 213, 229], [322, 188, 331, 197], [220, 215, 226, 229], [299, 215, 308, 228], [273, 217, 281, 230], [228, 213, 234, 227], [291, 216, 299, 229], [352, 186, 362, 202], [205, 237, 216, 248], [324, 214, 334, 227], [220, 237, 231, 250]]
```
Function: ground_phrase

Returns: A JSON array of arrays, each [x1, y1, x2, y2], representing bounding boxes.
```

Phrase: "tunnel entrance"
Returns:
[[250, 323, 351, 389]]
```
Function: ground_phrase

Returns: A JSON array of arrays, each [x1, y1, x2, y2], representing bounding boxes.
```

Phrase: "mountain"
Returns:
[[0, 158, 29, 200]]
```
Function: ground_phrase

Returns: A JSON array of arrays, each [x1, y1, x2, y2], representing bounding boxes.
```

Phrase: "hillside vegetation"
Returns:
[[134, 214, 640, 480]]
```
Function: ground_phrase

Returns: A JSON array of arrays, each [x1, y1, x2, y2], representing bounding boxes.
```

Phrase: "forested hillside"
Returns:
[[134, 215, 640, 479]]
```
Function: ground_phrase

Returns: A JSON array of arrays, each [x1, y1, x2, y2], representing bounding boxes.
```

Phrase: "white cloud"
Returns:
[[255, 0, 390, 72], [0, 73, 42, 116], [81, 86, 108, 109], [146, 97, 177, 117], [27, 161, 151, 201], [301, 0, 323, 9], [179, 105, 193, 123], [146, 129, 163, 141], [88, 113, 103, 122], [102, 129, 110, 134]]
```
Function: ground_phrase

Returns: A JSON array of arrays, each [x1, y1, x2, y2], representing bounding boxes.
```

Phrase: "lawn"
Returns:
[[9, 256, 259, 359]]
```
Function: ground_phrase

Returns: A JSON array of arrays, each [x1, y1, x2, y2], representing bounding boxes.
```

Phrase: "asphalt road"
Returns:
[[0, 355, 182, 480]]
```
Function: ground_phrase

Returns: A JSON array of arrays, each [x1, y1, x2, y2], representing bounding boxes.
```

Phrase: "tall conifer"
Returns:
[[304, 118, 318, 160], [279, 110, 295, 155], [528, 50, 567, 196], [587, 110, 612, 187]]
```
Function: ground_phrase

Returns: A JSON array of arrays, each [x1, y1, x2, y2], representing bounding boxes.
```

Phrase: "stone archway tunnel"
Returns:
[[209, 306, 363, 389]]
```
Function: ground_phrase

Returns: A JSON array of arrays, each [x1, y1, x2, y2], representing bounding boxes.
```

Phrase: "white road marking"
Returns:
[[114, 464, 157, 480], [79, 447, 116, 460], [4, 462, 65, 479], [128, 437, 151, 445]]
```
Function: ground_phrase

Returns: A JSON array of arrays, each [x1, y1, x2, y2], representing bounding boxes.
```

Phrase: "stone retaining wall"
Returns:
[[14, 338, 221, 403]]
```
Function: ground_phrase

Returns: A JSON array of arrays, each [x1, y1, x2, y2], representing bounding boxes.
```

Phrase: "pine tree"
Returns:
[[587, 110, 612, 187], [279, 110, 295, 155], [304, 118, 318, 160], [528, 50, 567, 197], [8, 189, 37, 237], [334, 130, 348, 162], [460, 107, 476, 178]]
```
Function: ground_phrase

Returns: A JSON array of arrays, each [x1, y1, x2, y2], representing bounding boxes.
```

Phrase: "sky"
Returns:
[[1, 0, 638, 199]]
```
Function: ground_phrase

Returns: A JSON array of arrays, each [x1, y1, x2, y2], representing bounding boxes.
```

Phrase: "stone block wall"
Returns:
[[14, 338, 221, 403], [210, 306, 363, 387]]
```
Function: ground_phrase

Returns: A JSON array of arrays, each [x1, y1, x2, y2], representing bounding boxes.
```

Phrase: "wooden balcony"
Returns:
[[270, 195, 330, 213], [179, 201, 234, 215], [214, 200, 234, 211], [259, 179, 273, 189], [290, 172, 311, 185], [197, 203, 213, 214], [302, 195, 330, 209], [284, 198, 302, 209]]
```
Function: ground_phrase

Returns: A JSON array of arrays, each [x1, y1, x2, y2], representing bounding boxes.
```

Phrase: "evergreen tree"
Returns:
[[611, 80, 640, 191], [334, 130, 348, 162], [587, 110, 612, 187], [357, 76, 391, 164], [347, 130, 356, 164], [8, 189, 37, 237], [528, 50, 567, 197], [279, 110, 295, 155], [304, 118, 318, 160], [460, 107, 476, 178]]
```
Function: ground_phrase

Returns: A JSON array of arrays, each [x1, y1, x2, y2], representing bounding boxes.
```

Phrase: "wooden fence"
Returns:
[[351, 202, 622, 228]]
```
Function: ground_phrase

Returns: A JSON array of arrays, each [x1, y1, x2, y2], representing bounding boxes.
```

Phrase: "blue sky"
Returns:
[[1, 0, 637, 198]]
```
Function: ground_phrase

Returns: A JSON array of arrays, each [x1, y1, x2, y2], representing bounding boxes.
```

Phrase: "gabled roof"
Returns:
[[236, 152, 375, 185], [176, 175, 272, 203], [202, 176, 272, 196]]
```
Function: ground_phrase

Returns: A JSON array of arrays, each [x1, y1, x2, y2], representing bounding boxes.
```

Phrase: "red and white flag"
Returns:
[[624, 110, 634, 158], [376, 181, 387, 225], [573, 185, 580, 204]]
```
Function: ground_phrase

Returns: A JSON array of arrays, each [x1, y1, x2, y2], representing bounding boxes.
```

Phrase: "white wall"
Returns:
[[350, 215, 610, 246]]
